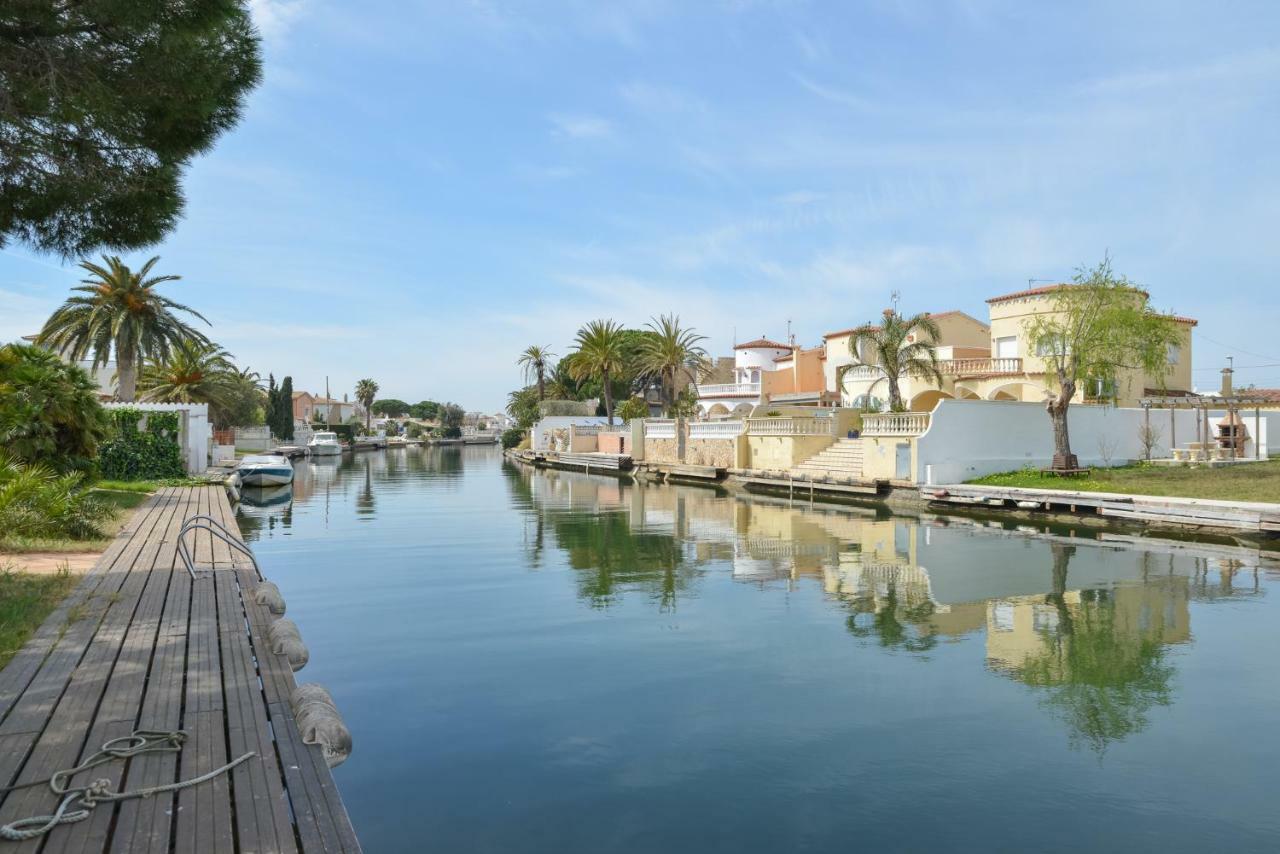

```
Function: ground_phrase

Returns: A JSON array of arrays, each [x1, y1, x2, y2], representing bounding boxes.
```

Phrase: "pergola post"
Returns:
[[1256, 406, 1262, 460]]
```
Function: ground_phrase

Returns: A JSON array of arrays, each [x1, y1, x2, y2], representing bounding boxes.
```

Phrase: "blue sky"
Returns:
[[3, 0, 1279, 410]]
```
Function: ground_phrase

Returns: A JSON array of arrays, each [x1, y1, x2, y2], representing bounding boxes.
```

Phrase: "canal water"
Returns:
[[236, 446, 1280, 853]]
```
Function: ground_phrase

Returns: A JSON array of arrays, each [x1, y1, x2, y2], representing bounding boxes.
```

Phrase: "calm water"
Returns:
[[236, 447, 1280, 853]]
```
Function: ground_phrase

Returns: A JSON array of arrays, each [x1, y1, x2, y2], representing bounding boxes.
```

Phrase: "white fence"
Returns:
[[689, 420, 744, 439], [104, 402, 210, 474], [914, 400, 1275, 484], [937, 357, 1022, 375], [862, 412, 931, 436], [644, 419, 676, 439], [746, 416, 833, 436]]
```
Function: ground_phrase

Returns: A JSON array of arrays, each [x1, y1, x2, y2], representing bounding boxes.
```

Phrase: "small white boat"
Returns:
[[238, 454, 295, 487], [308, 431, 343, 456]]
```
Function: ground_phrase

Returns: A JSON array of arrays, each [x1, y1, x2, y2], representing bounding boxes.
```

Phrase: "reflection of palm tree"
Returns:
[[845, 583, 938, 653], [1015, 543, 1175, 755], [356, 459, 375, 515]]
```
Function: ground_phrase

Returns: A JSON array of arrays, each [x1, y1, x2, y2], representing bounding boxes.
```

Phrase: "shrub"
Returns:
[[0, 454, 112, 539], [616, 398, 649, 422], [501, 427, 524, 449], [98, 409, 184, 481], [0, 343, 108, 473]]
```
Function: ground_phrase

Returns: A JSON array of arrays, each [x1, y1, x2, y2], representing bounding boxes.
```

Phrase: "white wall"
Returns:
[[916, 400, 1274, 484], [531, 416, 612, 451], [104, 401, 210, 474], [735, 346, 791, 380]]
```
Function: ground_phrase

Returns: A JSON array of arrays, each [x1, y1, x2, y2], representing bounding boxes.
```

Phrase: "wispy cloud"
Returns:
[[249, 0, 309, 40], [1079, 47, 1280, 96], [214, 321, 368, 341], [791, 73, 878, 111], [548, 113, 614, 139]]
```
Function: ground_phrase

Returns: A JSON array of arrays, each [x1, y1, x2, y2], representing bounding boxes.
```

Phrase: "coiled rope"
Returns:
[[0, 730, 254, 842]]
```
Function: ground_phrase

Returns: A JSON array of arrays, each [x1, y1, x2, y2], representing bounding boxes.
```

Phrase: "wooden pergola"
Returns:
[[1138, 394, 1268, 461]]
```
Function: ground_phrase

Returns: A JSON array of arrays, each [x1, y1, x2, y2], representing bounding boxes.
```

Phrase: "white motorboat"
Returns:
[[308, 431, 343, 456], [237, 454, 295, 487]]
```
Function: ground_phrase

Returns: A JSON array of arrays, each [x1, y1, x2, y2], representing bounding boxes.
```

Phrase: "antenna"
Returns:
[[786, 318, 792, 342], [890, 290, 901, 313]]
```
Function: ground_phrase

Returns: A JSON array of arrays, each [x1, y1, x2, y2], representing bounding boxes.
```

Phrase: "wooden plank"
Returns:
[[42, 488, 188, 854], [108, 486, 200, 854], [215, 568, 299, 854]]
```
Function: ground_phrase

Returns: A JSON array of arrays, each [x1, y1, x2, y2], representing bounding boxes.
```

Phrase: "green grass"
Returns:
[[93, 477, 207, 493], [0, 490, 146, 555], [968, 460, 1280, 504], [0, 565, 79, 669]]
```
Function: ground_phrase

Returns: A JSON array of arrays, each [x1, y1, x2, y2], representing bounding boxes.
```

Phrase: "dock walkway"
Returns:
[[0, 486, 360, 853]]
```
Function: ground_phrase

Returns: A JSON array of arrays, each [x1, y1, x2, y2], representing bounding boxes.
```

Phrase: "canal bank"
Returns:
[[505, 448, 1280, 543]]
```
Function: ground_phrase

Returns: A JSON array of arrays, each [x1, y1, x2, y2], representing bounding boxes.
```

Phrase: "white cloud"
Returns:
[[249, 0, 309, 41], [548, 113, 614, 139]]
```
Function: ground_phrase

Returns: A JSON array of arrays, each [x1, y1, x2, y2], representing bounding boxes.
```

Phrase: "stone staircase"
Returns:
[[792, 438, 865, 480]]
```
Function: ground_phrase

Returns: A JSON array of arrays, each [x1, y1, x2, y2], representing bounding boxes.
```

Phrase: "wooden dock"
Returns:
[[0, 486, 360, 852], [923, 483, 1280, 536]]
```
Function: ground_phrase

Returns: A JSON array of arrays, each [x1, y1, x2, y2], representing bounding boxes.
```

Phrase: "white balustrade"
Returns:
[[937, 357, 1022, 375], [697, 382, 761, 397], [644, 419, 676, 439], [860, 412, 931, 436], [689, 420, 744, 439], [746, 416, 834, 436]]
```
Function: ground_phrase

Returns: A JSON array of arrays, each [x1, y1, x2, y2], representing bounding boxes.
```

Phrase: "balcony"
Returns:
[[938, 357, 1022, 376], [746, 416, 834, 436], [697, 382, 761, 397], [861, 412, 931, 436]]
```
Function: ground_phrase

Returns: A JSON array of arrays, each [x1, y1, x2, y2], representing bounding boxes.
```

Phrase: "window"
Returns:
[[1034, 334, 1067, 358], [1167, 343, 1180, 365], [995, 336, 1018, 359]]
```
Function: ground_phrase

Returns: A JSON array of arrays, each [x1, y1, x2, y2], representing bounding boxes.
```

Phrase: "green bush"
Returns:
[[0, 343, 108, 473], [98, 409, 185, 481], [616, 397, 649, 421], [501, 427, 524, 449], [0, 454, 112, 540]]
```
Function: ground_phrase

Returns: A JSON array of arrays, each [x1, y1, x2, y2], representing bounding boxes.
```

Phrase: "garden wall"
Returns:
[[104, 402, 210, 474]]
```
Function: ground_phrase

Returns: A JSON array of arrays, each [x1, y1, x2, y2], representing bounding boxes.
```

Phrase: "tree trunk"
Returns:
[[602, 368, 614, 425], [117, 348, 137, 402], [1046, 376, 1075, 466], [536, 370, 545, 401], [1048, 543, 1075, 637], [887, 375, 902, 412]]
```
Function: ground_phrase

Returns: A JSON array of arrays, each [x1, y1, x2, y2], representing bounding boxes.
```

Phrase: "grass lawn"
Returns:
[[968, 460, 1280, 504], [0, 566, 79, 669]]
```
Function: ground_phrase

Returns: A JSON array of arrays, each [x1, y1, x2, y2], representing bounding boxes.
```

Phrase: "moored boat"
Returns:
[[309, 431, 343, 456], [238, 453, 295, 487]]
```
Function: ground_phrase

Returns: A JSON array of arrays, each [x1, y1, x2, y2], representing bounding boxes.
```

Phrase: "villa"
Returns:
[[294, 391, 361, 424], [695, 338, 834, 419]]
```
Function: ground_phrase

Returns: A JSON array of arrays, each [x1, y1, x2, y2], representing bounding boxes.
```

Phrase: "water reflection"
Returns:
[[506, 461, 1272, 753]]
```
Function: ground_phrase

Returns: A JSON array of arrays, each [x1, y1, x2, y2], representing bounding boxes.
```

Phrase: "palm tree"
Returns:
[[517, 345, 556, 401], [354, 378, 379, 430], [842, 310, 943, 411], [36, 256, 209, 402], [569, 320, 627, 425], [137, 339, 243, 426], [636, 314, 710, 416]]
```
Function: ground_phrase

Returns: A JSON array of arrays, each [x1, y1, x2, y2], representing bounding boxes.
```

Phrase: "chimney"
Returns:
[[1220, 365, 1234, 398]]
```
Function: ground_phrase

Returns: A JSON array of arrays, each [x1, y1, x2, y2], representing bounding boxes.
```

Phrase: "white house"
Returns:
[[696, 338, 794, 419]]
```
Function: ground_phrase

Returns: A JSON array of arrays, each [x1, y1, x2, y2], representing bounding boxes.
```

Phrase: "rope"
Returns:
[[0, 729, 255, 842]]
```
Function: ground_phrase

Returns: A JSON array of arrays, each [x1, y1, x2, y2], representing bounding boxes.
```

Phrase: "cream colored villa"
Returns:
[[822, 285, 1196, 412]]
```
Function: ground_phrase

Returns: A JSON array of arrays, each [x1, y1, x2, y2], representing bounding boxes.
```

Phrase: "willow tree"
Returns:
[[569, 319, 627, 425], [842, 310, 942, 411], [1, 1, 262, 255], [37, 256, 209, 402], [1026, 258, 1180, 468]]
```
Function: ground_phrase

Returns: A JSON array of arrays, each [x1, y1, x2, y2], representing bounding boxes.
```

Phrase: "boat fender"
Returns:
[[291, 684, 352, 768], [267, 618, 309, 671], [254, 581, 286, 615]]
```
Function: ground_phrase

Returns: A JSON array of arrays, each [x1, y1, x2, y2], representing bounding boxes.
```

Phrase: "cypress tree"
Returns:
[[278, 376, 295, 441]]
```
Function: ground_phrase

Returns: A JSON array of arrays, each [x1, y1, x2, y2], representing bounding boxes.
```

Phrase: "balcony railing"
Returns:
[[746, 416, 834, 436], [844, 358, 1023, 381], [860, 412, 930, 436], [938, 357, 1021, 375], [643, 419, 676, 439], [689, 420, 744, 439], [697, 382, 761, 397]]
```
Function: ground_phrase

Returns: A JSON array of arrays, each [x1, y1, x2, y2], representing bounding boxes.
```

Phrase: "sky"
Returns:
[[3, 0, 1279, 411]]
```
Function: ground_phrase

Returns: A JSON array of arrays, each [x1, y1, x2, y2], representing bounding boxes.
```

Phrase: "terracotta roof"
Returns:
[[823, 324, 879, 339], [734, 338, 792, 350], [1169, 315, 1198, 326], [986, 283, 1150, 304], [823, 310, 986, 340], [291, 391, 313, 399], [1247, 388, 1280, 402]]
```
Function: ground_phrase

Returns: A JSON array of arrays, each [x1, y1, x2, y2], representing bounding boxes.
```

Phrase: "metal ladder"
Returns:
[[176, 514, 261, 579]]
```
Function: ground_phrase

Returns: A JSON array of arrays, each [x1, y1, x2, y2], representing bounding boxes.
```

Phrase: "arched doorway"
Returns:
[[909, 390, 954, 412]]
